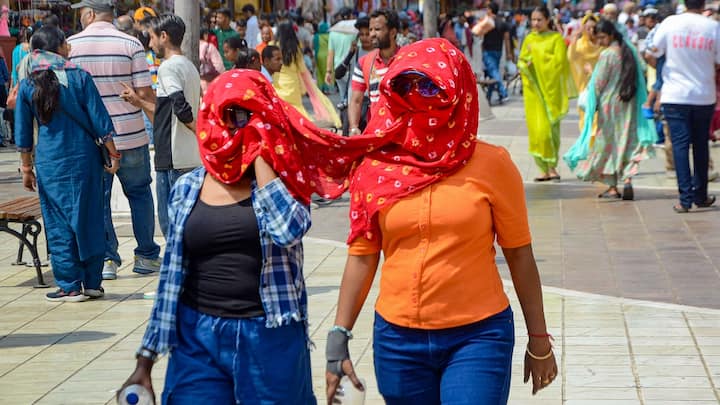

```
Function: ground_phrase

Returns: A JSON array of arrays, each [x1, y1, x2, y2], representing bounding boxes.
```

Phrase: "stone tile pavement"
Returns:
[[0, 233, 719, 404]]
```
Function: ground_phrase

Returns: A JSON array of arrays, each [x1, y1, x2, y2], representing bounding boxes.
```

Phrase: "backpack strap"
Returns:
[[361, 49, 379, 90]]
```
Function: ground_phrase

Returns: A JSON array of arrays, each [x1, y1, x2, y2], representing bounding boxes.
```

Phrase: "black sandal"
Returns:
[[673, 204, 689, 213], [598, 188, 621, 199], [534, 176, 552, 182], [695, 195, 716, 208], [622, 183, 634, 201]]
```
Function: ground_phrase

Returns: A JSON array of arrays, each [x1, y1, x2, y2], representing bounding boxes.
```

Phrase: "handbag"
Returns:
[[59, 106, 112, 168], [199, 43, 220, 82], [335, 47, 356, 81]]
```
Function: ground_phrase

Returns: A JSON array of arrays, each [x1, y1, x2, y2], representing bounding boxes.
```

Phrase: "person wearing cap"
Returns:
[[68, 0, 161, 280], [133, 0, 156, 23]]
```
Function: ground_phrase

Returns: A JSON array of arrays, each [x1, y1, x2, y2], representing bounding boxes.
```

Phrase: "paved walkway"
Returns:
[[1, 98, 719, 404]]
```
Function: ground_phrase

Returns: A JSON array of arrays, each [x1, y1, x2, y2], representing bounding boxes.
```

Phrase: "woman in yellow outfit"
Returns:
[[567, 13, 602, 131], [519, 6, 577, 181], [273, 21, 341, 129]]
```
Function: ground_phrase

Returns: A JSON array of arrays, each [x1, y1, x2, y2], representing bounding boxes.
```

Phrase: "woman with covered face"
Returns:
[[324, 38, 557, 404]]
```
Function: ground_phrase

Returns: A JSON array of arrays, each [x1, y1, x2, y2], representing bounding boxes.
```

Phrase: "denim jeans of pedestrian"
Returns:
[[162, 302, 317, 405], [373, 306, 514, 405], [103, 145, 160, 265], [482, 50, 508, 102], [143, 112, 154, 145], [663, 103, 715, 208], [156, 168, 193, 239]]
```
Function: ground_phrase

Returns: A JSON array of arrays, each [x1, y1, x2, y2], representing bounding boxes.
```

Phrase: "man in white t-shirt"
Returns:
[[653, 0, 720, 212], [124, 15, 201, 238]]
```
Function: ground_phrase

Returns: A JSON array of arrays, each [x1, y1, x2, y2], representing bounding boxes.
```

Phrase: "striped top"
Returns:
[[68, 22, 152, 150]]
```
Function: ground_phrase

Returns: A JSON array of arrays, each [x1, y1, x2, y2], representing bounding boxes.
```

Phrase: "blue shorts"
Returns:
[[373, 306, 515, 405], [162, 302, 316, 404]]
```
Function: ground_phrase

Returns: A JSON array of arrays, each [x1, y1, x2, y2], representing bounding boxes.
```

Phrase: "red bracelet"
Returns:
[[529, 332, 554, 340]]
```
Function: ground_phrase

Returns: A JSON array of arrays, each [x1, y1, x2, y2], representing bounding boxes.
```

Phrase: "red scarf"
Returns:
[[196, 38, 478, 244]]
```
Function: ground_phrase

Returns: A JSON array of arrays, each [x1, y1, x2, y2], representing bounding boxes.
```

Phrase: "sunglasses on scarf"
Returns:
[[223, 106, 252, 129], [390, 70, 441, 98]]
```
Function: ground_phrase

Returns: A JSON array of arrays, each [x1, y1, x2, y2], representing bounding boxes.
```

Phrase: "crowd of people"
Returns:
[[7, 0, 720, 403]]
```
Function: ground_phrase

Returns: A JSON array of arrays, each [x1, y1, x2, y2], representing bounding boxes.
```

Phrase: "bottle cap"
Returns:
[[126, 392, 139, 405]]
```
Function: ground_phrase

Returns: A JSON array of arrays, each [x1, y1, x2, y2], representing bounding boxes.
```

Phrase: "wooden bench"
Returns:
[[0, 197, 49, 288]]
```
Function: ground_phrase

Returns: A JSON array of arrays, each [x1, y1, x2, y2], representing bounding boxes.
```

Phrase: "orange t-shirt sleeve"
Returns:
[[490, 148, 532, 248], [348, 235, 382, 255]]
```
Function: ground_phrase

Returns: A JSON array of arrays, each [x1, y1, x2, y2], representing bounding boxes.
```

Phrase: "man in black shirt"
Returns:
[[482, 2, 512, 104]]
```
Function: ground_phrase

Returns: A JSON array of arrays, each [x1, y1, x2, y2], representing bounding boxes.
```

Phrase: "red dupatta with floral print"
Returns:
[[195, 38, 479, 244]]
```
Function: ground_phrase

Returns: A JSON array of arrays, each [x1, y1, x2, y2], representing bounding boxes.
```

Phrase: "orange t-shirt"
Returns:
[[349, 141, 532, 329]]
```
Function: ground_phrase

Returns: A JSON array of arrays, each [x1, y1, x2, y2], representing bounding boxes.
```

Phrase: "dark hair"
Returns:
[[370, 8, 400, 31], [596, 19, 637, 102], [400, 19, 409, 30], [149, 14, 186, 47], [18, 26, 33, 43], [686, 0, 705, 10], [236, 18, 247, 28], [42, 14, 59, 28], [216, 8, 231, 18], [236, 48, 260, 69], [242, 4, 256, 14], [29, 27, 66, 124], [489, 2, 500, 15], [225, 36, 246, 51], [262, 44, 280, 61], [276, 21, 300, 66], [135, 29, 150, 49], [532, 5, 555, 30], [355, 16, 370, 29]]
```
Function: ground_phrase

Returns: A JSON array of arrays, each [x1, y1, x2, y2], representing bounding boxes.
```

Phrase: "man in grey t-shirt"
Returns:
[[122, 15, 201, 238]]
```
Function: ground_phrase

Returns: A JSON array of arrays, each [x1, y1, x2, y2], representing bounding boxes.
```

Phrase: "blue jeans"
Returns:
[[143, 112, 153, 145], [103, 145, 160, 265], [663, 103, 715, 208], [373, 307, 514, 405], [156, 168, 193, 239], [482, 50, 508, 101], [162, 302, 316, 404], [653, 56, 665, 93]]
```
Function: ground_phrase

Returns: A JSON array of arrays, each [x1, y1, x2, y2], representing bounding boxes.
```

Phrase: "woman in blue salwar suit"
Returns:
[[16, 27, 121, 302]]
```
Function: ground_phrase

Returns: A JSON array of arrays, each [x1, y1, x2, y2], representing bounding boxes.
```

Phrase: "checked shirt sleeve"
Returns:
[[254, 178, 311, 247]]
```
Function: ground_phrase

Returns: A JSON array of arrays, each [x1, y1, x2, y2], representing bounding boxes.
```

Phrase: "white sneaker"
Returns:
[[133, 256, 161, 275], [102, 260, 118, 280]]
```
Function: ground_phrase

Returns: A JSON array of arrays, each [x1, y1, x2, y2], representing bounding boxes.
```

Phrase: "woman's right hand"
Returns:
[[118, 359, 155, 404], [325, 359, 363, 405], [325, 329, 364, 404]]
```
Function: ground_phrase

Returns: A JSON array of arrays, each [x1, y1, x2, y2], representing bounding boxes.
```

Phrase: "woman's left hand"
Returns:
[[523, 338, 558, 395]]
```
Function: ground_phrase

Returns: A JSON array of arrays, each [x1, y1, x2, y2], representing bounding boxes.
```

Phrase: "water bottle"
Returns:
[[337, 376, 366, 405], [117, 384, 154, 405]]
